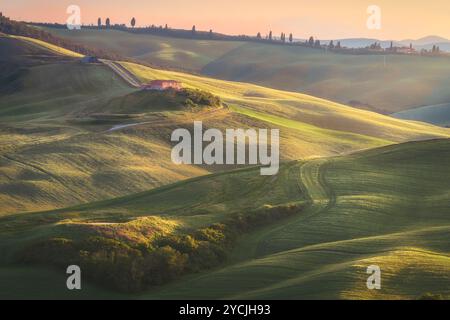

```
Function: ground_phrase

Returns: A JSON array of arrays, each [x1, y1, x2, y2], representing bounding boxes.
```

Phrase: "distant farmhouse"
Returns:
[[142, 80, 182, 91]]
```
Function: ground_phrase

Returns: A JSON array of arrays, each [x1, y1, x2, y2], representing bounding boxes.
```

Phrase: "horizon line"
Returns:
[[13, 17, 450, 43]]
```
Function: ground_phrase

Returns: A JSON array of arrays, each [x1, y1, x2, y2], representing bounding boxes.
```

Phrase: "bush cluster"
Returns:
[[18, 204, 303, 292], [181, 89, 222, 109]]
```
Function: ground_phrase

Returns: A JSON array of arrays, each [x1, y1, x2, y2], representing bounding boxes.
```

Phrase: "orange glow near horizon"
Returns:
[[1, 0, 449, 40]]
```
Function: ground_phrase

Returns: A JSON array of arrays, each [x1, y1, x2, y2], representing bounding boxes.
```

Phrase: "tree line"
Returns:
[[64, 17, 449, 56]]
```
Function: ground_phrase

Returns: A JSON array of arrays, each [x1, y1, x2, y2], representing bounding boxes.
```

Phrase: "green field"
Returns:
[[8, 35, 84, 58], [0, 36, 209, 214], [141, 139, 450, 299], [1, 139, 449, 299], [41, 28, 242, 72], [43, 27, 450, 114], [0, 34, 449, 300]]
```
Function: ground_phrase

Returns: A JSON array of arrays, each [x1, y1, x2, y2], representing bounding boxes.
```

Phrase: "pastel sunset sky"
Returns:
[[1, 0, 449, 40]]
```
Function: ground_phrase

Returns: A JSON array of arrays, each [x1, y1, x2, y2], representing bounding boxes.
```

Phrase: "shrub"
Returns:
[[181, 89, 221, 108], [17, 203, 304, 292], [142, 246, 188, 286]]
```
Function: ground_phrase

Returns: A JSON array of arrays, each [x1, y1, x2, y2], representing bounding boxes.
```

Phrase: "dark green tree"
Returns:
[[131, 17, 136, 28], [97, 18, 101, 28], [289, 33, 293, 43], [105, 18, 110, 28]]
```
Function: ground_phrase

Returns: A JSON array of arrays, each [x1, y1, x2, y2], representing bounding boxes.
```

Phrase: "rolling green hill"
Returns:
[[0, 35, 130, 120], [43, 27, 450, 114], [1, 35, 449, 216], [140, 139, 450, 299], [119, 60, 450, 144], [8, 35, 84, 58], [0, 36, 208, 214], [0, 139, 449, 299], [41, 28, 243, 71], [201, 43, 450, 114]]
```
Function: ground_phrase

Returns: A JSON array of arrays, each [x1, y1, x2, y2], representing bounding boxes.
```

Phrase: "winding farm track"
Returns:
[[100, 59, 142, 88], [256, 159, 335, 254], [299, 159, 336, 219], [231, 158, 336, 261]]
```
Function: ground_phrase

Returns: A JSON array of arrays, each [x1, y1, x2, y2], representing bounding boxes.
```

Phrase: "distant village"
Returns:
[[347, 40, 443, 56]]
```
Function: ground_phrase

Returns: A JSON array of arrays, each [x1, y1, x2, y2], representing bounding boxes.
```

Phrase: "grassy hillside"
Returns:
[[8, 35, 84, 58], [1, 35, 449, 215], [41, 28, 243, 71], [201, 43, 450, 113], [0, 36, 208, 214], [120, 61, 450, 143], [393, 103, 450, 127], [141, 139, 450, 300], [43, 28, 450, 113], [0, 35, 58, 63], [0, 139, 448, 299], [0, 35, 130, 120]]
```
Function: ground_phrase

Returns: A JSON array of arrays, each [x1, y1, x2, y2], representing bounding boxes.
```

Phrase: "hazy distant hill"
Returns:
[[323, 35, 450, 51], [400, 35, 450, 46], [393, 103, 450, 127], [326, 38, 399, 49]]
